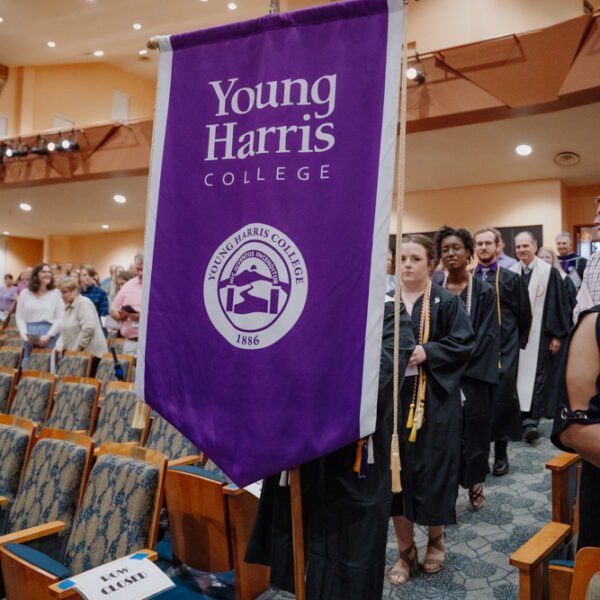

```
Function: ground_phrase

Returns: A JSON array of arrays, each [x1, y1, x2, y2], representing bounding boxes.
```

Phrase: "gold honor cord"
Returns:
[[406, 280, 431, 442], [391, 0, 411, 494], [495, 266, 502, 369]]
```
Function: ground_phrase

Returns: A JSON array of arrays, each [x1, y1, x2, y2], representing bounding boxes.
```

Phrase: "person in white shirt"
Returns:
[[55, 277, 108, 377], [16, 263, 64, 369]]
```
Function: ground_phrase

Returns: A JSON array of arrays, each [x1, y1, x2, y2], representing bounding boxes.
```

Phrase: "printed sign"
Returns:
[[58, 553, 174, 600]]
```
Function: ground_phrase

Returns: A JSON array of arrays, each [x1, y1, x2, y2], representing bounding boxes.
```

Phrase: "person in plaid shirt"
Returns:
[[79, 265, 109, 324]]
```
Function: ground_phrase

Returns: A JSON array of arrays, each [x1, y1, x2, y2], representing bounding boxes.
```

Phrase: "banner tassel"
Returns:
[[391, 432, 402, 492]]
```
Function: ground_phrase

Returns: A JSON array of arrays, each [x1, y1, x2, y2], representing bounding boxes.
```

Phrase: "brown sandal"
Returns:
[[424, 532, 445, 574], [468, 483, 486, 510], [389, 541, 418, 585]]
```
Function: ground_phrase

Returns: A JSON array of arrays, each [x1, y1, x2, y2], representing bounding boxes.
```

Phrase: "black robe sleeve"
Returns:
[[544, 268, 572, 340], [516, 273, 532, 349], [422, 290, 475, 395], [464, 278, 500, 384]]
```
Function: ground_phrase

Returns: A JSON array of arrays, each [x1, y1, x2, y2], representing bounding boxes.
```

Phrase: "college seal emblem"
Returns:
[[204, 223, 308, 349]]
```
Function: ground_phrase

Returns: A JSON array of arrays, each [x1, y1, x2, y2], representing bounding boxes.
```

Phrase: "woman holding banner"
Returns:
[[436, 226, 499, 510], [390, 234, 474, 585], [247, 296, 415, 599]]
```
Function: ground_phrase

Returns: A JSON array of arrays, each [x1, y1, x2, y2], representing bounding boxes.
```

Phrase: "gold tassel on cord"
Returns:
[[408, 421, 418, 443], [390, 432, 402, 492], [406, 401, 415, 429], [353, 439, 365, 473]]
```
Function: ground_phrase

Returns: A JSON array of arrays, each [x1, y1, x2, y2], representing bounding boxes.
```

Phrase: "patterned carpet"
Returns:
[[155, 420, 560, 600]]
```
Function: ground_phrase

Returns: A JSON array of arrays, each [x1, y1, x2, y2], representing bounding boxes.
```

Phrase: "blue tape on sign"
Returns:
[[58, 580, 75, 590], [130, 552, 150, 560]]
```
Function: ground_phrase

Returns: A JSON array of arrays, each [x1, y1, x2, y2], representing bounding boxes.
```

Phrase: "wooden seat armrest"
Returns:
[[510, 522, 571, 571], [167, 455, 204, 468], [0, 495, 7, 506], [0, 520, 65, 546], [48, 549, 158, 598], [546, 452, 579, 472]]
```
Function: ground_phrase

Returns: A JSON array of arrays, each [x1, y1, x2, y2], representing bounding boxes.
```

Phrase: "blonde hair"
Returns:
[[59, 277, 79, 292]]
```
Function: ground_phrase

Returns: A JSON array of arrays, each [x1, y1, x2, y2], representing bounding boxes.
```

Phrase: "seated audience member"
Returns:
[[64, 262, 74, 276], [556, 232, 586, 290], [16, 267, 32, 295], [552, 306, 600, 550], [101, 264, 117, 294], [56, 277, 108, 376], [79, 265, 109, 324], [105, 269, 132, 333], [15, 263, 64, 367], [0, 274, 17, 320], [109, 252, 143, 358]]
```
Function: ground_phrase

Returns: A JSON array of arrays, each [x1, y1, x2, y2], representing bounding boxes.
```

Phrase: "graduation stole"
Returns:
[[495, 267, 502, 369], [406, 280, 432, 442]]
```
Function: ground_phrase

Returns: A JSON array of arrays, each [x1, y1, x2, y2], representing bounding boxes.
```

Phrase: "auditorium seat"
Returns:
[[0, 443, 167, 600], [8, 372, 56, 425], [0, 368, 18, 414], [109, 337, 126, 355], [144, 411, 203, 466], [0, 348, 23, 371], [510, 452, 582, 600], [44, 378, 101, 435], [4, 337, 23, 349], [25, 349, 53, 374], [0, 416, 36, 533], [0, 429, 93, 550], [56, 352, 92, 382], [165, 465, 269, 600], [91, 382, 150, 448], [95, 353, 133, 396]]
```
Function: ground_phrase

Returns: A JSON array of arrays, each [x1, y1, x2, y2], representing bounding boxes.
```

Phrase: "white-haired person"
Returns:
[[55, 277, 107, 376]]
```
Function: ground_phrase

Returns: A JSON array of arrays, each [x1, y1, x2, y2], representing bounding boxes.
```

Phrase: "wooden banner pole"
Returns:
[[289, 466, 306, 600]]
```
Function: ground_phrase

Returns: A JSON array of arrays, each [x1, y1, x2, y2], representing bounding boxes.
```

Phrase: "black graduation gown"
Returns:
[[522, 267, 571, 420], [474, 267, 531, 442], [245, 301, 415, 599], [551, 306, 600, 550], [391, 284, 475, 526], [563, 275, 577, 324], [458, 277, 499, 488]]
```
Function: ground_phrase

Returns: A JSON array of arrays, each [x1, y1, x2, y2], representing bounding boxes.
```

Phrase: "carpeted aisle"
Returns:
[[156, 420, 558, 600]]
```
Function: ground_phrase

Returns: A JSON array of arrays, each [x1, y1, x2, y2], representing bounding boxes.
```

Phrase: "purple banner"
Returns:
[[139, 0, 402, 486]]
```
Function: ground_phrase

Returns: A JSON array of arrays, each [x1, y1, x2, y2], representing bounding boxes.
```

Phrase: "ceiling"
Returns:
[[0, 0, 279, 81], [0, 1, 599, 239]]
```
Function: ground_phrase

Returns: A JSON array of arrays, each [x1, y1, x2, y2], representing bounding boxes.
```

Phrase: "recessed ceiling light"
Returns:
[[138, 49, 148, 55], [19, 203, 32, 212], [133, 23, 142, 30], [47, 41, 56, 48], [113, 194, 126, 204], [0, 17, 4, 24], [200, 0, 208, 3], [93, 50, 104, 57], [2, 231, 9, 236], [406, 67, 417, 79], [47, 142, 56, 152], [101, 224, 110, 229], [228, 2, 237, 9], [515, 144, 533, 156]]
